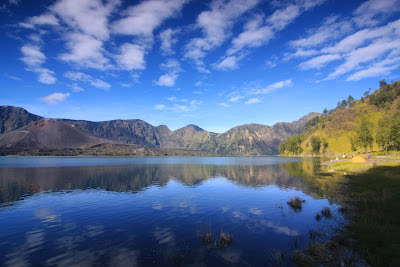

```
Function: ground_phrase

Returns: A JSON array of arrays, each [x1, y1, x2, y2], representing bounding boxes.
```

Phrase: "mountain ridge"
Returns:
[[0, 105, 319, 155]]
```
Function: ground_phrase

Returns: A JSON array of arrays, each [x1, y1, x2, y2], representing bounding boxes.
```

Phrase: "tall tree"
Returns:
[[379, 79, 387, 88], [356, 118, 374, 153], [347, 95, 354, 106], [376, 117, 391, 152], [311, 136, 321, 154]]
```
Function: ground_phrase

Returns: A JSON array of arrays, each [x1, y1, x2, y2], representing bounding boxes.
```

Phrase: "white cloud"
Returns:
[[20, 45, 56, 84], [159, 28, 180, 54], [156, 73, 178, 87], [70, 83, 84, 92], [60, 33, 111, 70], [353, 0, 400, 27], [169, 100, 201, 112], [38, 70, 57, 84], [327, 38, 399, 79], [157, 99, 202, 112], [112, 0, 187, 37], [289, 15, 352, 48], [20, 13, 59, 28], [154, 104, 166, 110], [299, 54, 341, 70], [184, 0, 260, 69], [222, 0, 326, 67], [267, 4, 300, 31], [249, 79, 293, 95], [90, 79, 111, 90], [51, 0, 118, 40], [228, 95, 243, 102], [64, 71, 110, 90], [168, 96, 177, 101], [245, 98, 261, 104], [213, 55, 239, 70], [156, 59, 182, 87], [116, 43, 146, 70], [21, 45, 45, 66], [40, 92, 70, 105], [347, 56, 400, 81], [219, 102, 230, 107]]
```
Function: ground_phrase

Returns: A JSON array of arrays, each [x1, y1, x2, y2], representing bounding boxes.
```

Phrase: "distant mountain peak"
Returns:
[[179, 124, 204, 132]]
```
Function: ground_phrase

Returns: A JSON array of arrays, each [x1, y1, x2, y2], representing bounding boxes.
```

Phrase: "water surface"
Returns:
[[0, 156, 343, 266]]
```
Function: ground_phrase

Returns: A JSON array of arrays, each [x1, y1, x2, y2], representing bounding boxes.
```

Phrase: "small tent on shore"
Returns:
[[350, 155, 366, 163]]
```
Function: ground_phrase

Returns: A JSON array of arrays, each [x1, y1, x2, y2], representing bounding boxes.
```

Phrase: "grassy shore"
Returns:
[[321, 160, 400, 266]]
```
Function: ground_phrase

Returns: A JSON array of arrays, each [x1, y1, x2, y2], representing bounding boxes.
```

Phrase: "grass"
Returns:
[[198, 223, 233, 248], [219, 229, 233, 248], [338, 165, 400, 266], [287, 196, 305, 212], [320, 207, 332, 218], [314, 161, 400, 266]]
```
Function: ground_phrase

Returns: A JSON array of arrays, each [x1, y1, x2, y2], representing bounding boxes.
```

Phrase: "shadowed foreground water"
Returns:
[[0, 156, 344, 266]]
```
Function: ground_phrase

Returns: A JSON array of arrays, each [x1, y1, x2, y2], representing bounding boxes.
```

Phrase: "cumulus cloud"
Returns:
[[184, 0, 260, 70], [249, 79, 293, 95], [245, 98, 261, 104], [40, 92, 70, 105], [289, 15, 352, 48], [346, 56, 400, 81], [51, 0, 118, 40], [20, 45, 56, 84], [218, 0, 326, 70], [60, 33, 111, 70], [38, 70, 57, 84], [286, 0, 400, 82], [19, 13, 59, 28], [299, 54, 341, 70], [213, 55, 239, 70], [156, 73, 178, 87], [116, 43, 146, 70], [155, 59, 182, 87], [219, 102, 230, 107], [353, 0, 400, 27], [228, 95, 243, 102], [112, 0, 187, 37], [169, 100, 201, 112], [64, 71, 111, 90], [70, 83, 84, 92], [154, 104, 166, 110], [159, 28, 180, 55]]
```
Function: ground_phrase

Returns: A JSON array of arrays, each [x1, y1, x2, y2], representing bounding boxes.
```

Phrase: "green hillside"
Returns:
[[279, 80, 400, 156]]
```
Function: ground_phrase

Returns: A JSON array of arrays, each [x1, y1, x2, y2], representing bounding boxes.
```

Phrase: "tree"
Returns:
[[356, 118, 374, 153], [376, 117, 391, 152], [341, 99, 348, 108], [379, 79, 387, 88], [323, 108, 328, 115], [321, 137, 328, 152], [347, 95, 355, 106], [311, 136, 321, 154], [349, 135, 357, 152], [364, 88, 371, 97]]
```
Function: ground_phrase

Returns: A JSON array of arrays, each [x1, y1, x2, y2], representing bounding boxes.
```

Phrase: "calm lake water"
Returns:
[[0, 156, 344, 266]]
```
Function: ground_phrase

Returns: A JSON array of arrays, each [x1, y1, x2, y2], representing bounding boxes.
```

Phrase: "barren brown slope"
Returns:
[[0, 119, 109, 149]]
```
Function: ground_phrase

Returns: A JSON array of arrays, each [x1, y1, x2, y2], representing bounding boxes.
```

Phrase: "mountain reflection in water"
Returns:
[[0, 157, 344, 266]]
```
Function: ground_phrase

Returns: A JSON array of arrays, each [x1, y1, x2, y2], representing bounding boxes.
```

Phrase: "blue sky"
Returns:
[[1, 0, 400, 133]]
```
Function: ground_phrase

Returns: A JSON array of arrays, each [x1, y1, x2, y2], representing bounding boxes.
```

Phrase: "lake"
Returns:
[[0, 156, 344, 266]]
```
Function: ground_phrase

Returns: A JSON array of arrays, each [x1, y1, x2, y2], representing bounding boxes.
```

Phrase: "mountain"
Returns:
[[279, 80, 400, 155], [0, 119, 107, 149], [0, 105, 42, 134], [0, 105, 319, 155]]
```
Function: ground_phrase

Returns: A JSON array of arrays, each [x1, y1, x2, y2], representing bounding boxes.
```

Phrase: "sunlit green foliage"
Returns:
[[356, 118, 374, 153]]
